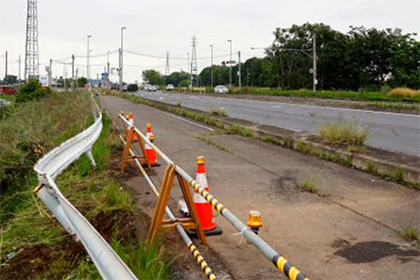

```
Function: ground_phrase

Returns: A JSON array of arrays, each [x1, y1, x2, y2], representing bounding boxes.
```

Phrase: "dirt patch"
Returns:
[[0, 238, 85, 280], [333, 239, 420, 263], [272, 170, 300, 199]]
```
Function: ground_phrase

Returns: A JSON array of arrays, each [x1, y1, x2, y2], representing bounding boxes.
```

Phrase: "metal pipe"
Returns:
[[119, 114, 309, 280], [118, 134, 217, 280]]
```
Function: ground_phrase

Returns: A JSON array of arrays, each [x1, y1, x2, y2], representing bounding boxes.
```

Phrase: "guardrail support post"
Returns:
[[86, 150, 97, 169]]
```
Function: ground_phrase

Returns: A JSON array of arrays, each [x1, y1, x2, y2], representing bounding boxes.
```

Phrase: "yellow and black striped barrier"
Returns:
[[188, 243, 216, 280], [118, 113, 310, 280]]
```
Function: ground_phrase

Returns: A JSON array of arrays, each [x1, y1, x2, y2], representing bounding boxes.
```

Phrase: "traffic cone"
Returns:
[[141, 133, 160, 167], [128, 112, 137, 142], [191, 156, 222, 236]]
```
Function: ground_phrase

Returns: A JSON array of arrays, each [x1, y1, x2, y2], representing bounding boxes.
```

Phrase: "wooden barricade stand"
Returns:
[[148, 164, 207, 245], [120, 126, 153, 173]]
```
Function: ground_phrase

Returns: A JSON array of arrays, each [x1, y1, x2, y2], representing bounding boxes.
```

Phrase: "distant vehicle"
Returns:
[[122, 85, 128, 92], [166, 84, 174, 91], [127, 84, 139, 92], [0, 85, 17, 95], [145, 84, 157, 92], [214, 85, 229, 94]]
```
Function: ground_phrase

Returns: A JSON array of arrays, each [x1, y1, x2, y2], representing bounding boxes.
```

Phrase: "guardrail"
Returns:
[[118, 113, 310, 280], [33, 98, 138, 280]]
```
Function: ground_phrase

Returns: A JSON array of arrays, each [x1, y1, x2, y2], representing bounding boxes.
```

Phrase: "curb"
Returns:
[[113, 93, 420, 188]]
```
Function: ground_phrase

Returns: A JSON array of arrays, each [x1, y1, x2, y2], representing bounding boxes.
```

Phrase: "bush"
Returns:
[[16, 79, 51, 103], [388, 87, 420, 98]]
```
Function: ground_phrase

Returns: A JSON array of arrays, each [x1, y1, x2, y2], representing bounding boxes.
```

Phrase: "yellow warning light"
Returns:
[[147, 123, 152, 128], [197, 156, 205, 164], [247, 210, 263, 233], [149, 134, 155, 141]]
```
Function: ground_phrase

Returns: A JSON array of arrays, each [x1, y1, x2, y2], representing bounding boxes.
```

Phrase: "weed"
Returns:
[[299, 179, 318, 193], [283, 136, 293, 148], [209, 107, 228, 117], [176, 99, 183, 107], [226, 124, 255, 138], [196, 135, 231, 153], [400, 227, 420, 243], [365, 160, 378, 174], [389, 87, 420, 98], [319, 116, 368, 148], [393, 166, 404, 181], [296, 139, 311, 154]]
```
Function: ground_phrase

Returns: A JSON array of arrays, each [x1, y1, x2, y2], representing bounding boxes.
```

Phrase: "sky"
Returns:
[[0, 0, 419, 83]]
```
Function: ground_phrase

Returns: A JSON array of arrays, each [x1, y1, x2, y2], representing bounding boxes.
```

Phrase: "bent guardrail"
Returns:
[[118, 113, 309, 280], [33, 99, 138, 280]]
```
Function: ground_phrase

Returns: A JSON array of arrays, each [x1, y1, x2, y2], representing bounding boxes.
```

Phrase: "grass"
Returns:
[[226, 123, 255, 138], [0, 92, 170, 279], [196, 135, 231, 153], [298, 178, 318, 193], [319, 116, 368, 148], [296, 139, 311, 154], [235, 87, 420, 102], [400, 227, 420, 243], [209, 107, 228, 117]]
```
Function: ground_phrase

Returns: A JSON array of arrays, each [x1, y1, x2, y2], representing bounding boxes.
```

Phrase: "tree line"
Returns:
[[143, 23, 419, 91]]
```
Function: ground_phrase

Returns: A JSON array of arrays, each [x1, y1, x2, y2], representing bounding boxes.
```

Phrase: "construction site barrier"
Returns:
[[33, 99, 138, 280], [116, 122, 216, 280], [118, 113, 310, 280]]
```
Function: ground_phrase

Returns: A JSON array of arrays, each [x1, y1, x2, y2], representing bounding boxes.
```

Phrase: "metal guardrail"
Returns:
[[119, 113, 310, 280], [33, 98, 138, 280]]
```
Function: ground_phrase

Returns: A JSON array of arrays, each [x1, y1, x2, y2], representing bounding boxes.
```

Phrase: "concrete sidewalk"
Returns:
[[102, 95, 420, 280]]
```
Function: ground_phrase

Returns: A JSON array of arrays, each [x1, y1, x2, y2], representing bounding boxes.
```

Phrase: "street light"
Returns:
[[120, 27, 126, 91], [87, 35, 92, 87], [227, 39, 232, 87], [209, 45, 214, 88]]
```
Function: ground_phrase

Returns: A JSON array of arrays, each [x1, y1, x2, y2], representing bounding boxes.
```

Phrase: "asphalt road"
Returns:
[[135, 91, 420, 156], [102, 95, 420, 280]]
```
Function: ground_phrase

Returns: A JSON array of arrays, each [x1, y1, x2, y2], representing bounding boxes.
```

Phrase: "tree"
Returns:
[[16, 79, 51, 103], [4, 75, 18, 85], [142, 69, 164, 86], [77, 77, 88, 88]]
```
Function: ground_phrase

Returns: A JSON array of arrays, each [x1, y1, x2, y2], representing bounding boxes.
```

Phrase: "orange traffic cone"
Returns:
[[146, 123, 152, 137], [192, 156, 222, 236], [128, 112, 137, 142], [142, 133, 161, 167]]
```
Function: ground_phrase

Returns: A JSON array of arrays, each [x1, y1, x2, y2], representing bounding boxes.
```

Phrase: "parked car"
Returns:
[[0, 85, 17, 95], [214, 85, 229, 94], [166, 84, 174, 91], [127, 84, 139, 92], [145, 85, 157, 92]]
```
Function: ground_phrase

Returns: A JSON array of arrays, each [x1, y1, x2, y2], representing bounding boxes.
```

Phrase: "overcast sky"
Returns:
[[0, 0, 419, 83]]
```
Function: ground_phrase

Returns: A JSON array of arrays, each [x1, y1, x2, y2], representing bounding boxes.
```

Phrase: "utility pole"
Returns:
[[238, 51, 241, 89], [209, 45, 214, 88], [72, 54, 75, 91], [48, 59, 52, 87], [18, 55, 21, 85], [165, 52, 170, 77], [107, 51, 110, 75], [187, 52, 190, 89], [120, 26, 126, 91], [227, 39, 232, 87], [63, 64, 67, 91], [313, 34, 317, 92], [4, 51, 8, 79], [87, 35, 91, 88]]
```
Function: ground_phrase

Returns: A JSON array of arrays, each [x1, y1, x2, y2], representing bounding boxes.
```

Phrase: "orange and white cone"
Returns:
[[146, 123, 152, 138], [142, 133, 160, 167], [128, 112, 137, 142], [192, 156, 222, 236]]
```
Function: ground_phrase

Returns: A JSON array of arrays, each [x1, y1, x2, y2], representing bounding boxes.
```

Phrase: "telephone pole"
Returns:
[[209, 45, 214, 88], [238, 51, 241, 89], [4, 51, 7, 79], [87, 35, 91, 87], [187, 52, 190, 89], [48, 59, 52, 87], [72, 55, 75, 91], [313, 34, 317, 92], [24, 0, 39, 81], [119, 26, 126, 91]]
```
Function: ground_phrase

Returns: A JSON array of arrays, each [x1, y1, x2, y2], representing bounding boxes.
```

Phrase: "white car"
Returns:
[[166, 84, 174, 91], [214, 85, 229, 94]]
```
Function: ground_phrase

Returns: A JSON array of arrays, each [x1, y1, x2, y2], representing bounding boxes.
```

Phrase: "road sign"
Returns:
[[101, 73, 109, 80]]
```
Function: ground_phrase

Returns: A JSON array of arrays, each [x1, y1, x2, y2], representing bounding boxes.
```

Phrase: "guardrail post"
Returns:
[[86, 149, 97, 169], [35, 184, 76, 236]]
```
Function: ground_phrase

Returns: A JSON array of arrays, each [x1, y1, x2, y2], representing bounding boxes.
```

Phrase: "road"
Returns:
[[135, 91, 420, 156], [102, 95, 420, 280]]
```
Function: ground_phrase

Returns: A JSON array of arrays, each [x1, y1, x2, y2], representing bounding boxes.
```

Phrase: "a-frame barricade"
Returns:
[[147, 164, 207, 245], [120, 126, 153, 173]]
